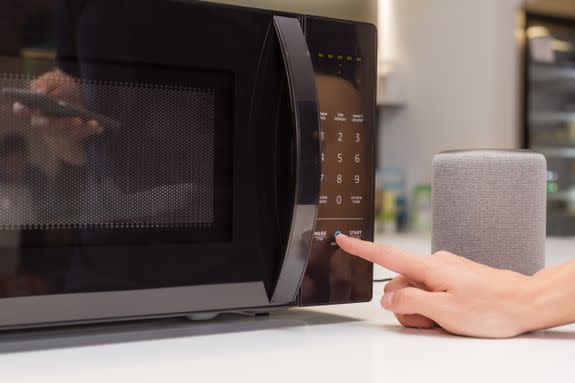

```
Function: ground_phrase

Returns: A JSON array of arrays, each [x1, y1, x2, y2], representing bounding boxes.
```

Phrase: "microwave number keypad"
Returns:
[[316, 110, 368, 236]]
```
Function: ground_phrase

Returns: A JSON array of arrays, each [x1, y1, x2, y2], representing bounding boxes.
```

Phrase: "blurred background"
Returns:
[[214, 0, 575, 237]]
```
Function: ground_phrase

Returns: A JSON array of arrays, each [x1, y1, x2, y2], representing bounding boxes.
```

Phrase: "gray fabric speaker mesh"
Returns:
[[432, 150, 547, 276]]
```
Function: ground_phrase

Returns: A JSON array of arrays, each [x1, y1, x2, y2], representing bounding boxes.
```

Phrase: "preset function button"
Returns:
[[334, 113, 347, 122], [313, 231, 328, 241], [351, 196, 363, 205]]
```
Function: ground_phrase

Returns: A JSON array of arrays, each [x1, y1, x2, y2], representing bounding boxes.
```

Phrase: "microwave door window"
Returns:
[[0, 67, 233, 242], [0, 78, 225, 233]]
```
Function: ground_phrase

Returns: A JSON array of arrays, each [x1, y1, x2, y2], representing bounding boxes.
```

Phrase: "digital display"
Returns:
[[317, 53, 363, 63]]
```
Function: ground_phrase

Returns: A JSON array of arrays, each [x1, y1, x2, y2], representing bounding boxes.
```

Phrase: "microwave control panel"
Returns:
[[300, 18, 376, 306]]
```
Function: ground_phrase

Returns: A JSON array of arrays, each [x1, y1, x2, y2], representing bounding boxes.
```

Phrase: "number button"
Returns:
[[336, 195, 342, 205], [354, 154, 360, 163], [354, 175, 360, 184], [337, 174, 343, 184], [337, 132, 343, 142], [337, 153, 343, 163], [354, 133, 360, 143]]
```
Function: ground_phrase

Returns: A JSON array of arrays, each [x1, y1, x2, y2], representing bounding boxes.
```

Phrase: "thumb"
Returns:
[[382, 287, 450, 319]]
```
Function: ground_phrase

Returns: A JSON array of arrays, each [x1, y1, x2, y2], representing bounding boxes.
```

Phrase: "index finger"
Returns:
[[335, 234, 431, 283]]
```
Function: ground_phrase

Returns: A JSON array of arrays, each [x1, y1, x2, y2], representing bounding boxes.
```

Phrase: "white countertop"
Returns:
[[0, 235, 573, 383]]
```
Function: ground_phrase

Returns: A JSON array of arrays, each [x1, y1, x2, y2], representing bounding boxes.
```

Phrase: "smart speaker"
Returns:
[[432, 150, 547, 276]]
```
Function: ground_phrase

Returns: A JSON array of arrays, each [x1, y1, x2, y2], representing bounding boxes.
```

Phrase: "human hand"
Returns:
[[29, 69, 81, 100], [335, 234, 537, 338], [12, 70, 103, 141]]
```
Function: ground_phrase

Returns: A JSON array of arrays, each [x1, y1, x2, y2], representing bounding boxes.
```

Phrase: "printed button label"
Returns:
[[351, 196, 363, 205], [334, 113, 347, 122]]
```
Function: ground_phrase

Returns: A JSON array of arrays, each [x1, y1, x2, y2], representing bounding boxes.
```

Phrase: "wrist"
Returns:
[[516, 276, 547, 333], [500, 274, 541, 335], [519, 266, 575, 333]]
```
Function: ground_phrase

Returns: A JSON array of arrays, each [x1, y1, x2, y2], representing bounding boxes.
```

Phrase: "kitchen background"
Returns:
[[218, 0, 575, 236]]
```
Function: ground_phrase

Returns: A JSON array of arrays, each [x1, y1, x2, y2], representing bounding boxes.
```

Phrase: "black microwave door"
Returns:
[[0, 0, 319, 326]]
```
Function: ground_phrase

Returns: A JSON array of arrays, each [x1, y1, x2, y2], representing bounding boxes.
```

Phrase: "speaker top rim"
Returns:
[[439, 149, 535, 155], [434, 149, 547, 167]]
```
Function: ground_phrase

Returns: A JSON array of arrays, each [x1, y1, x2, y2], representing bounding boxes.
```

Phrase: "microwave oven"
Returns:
[[0, 0, 376, 329]]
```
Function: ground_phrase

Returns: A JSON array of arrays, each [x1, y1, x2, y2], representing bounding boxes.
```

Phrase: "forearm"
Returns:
[[525, 260, 575, 332]]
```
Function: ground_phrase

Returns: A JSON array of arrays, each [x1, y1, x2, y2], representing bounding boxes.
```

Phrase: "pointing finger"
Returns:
[[336, 234, 432, 283]]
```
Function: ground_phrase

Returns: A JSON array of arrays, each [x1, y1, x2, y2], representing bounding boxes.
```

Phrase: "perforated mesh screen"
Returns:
[[0, 73, 218, 231]]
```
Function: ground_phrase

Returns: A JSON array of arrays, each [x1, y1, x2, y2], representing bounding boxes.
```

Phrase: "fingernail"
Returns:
[[381, 292, 394, 309]]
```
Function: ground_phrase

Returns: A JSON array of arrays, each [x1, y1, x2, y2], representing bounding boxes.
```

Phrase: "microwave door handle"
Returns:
[[270, 16, 321, 304]]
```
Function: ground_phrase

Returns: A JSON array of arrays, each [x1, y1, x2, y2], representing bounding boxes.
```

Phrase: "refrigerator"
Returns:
[[524, 13, 575, 236]]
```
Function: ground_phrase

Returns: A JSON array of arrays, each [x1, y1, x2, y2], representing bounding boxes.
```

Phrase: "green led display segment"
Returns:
[[317, 53, 363, 63]]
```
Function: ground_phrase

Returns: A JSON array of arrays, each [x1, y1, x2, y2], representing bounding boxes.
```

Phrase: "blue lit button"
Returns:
[[334, 230, 342, 238]]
